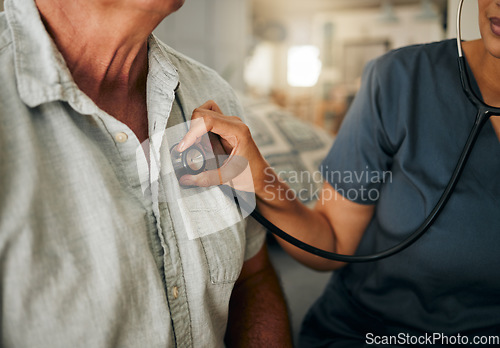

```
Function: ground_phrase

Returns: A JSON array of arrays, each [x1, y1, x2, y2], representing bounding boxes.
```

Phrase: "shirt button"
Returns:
[[115, 132, 128, 143], [172, 286, 179, 299]]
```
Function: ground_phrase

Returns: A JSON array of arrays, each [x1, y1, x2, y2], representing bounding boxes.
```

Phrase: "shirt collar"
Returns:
[[4, 0, 83, 109]]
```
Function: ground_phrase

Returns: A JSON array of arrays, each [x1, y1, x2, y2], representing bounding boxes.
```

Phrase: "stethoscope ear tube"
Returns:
[[456, 0, 500, 116], [458, 57, 500, 116]]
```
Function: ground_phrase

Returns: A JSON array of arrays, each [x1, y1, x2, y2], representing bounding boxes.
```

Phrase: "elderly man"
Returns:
[[0, 0, 292, 346]]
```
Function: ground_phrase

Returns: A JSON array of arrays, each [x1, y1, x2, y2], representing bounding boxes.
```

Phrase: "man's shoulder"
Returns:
[[154, 37, 228, 86], [152, 36, 243, 116], [0, 11, 18, 108]]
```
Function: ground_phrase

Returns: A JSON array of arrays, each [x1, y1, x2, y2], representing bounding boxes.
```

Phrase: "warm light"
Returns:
[[287, 45, 322, 87], [244, 43, 274, 94]]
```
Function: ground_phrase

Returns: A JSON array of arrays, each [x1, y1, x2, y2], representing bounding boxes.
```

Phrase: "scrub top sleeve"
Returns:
[[321, 59, 395, 205]]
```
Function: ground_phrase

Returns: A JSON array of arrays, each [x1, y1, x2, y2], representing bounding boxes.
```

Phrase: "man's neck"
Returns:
[[34, 0, 165, 103]]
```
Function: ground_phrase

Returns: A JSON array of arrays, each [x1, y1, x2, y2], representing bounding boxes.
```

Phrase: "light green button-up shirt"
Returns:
[[0, 0, 265, 347]]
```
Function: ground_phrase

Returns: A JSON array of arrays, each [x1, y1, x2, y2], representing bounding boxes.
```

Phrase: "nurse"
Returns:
[[179, 0, 500, 345]]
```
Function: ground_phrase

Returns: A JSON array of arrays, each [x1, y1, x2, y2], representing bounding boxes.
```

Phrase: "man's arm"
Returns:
[[225, 244, 293, 347]]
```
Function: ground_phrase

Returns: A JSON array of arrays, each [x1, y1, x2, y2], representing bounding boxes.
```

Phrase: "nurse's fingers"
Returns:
[[195, 101, 235, 154], [198, 99, 222, 114], [177, 103, 249, 153]]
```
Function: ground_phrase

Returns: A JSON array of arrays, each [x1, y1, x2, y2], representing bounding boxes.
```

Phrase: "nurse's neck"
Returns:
[[463, 40, 500, 108], [462, 40, 500, 141]]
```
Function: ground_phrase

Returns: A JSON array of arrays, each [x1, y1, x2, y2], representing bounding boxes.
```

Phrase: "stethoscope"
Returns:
[[174, 0, 500, 262]]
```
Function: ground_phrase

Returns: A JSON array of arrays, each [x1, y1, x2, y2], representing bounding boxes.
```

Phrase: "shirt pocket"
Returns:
[[199, 225, 245, 284], [183, 187, 246, 284]]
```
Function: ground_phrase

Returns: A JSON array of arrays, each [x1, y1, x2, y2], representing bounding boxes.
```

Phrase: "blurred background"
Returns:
[[0, 0, 482, 343], [151, 0, 479, 133]]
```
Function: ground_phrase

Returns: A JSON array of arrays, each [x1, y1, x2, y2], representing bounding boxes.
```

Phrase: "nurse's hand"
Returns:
[[178, 101, 375, 273], [176, 100, 273, 195]]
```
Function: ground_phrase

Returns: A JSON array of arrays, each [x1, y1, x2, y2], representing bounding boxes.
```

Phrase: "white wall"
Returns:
[[447, 0, 480, 40], [154, 0, 249, 91]]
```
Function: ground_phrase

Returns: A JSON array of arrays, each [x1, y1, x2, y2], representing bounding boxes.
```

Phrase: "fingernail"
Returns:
[[177, 141, 185, 152]]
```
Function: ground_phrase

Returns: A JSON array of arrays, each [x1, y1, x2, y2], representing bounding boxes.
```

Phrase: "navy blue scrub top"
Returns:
[[301, 39, 500, 346]]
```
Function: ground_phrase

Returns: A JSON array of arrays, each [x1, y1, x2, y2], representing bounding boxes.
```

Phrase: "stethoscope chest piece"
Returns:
[[171, 144, 206, 179]]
